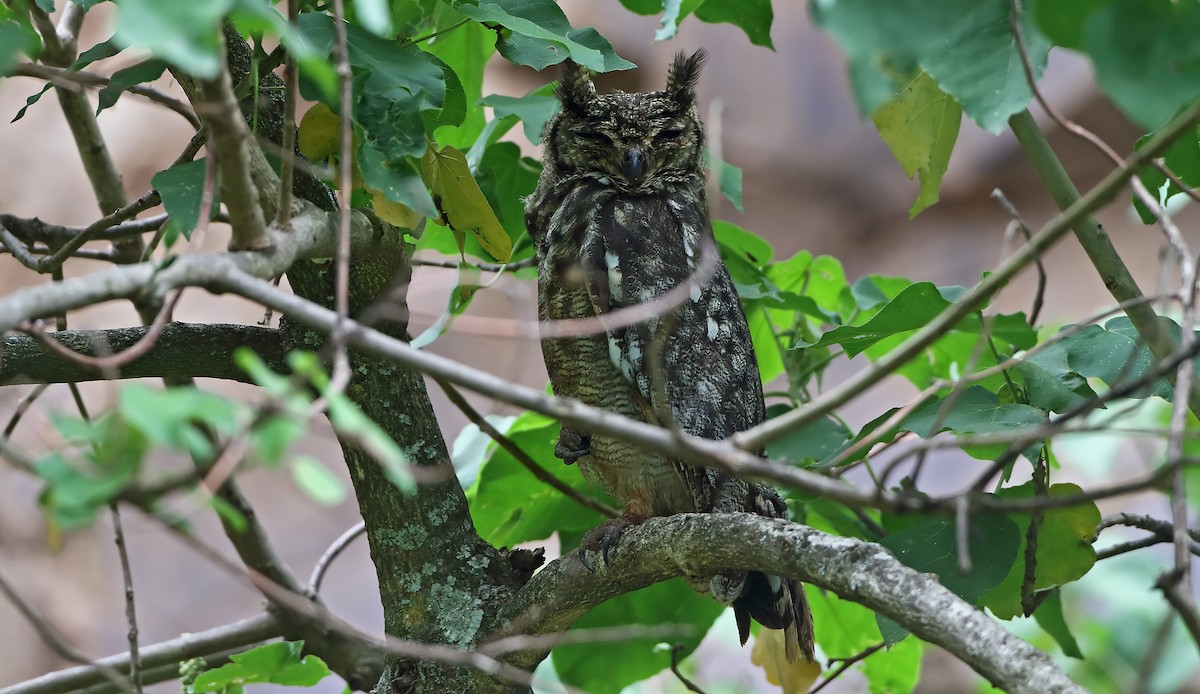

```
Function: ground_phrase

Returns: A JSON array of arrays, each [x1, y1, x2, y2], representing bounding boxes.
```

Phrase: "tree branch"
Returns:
[[490, 514, 1084, 694], [1, 323, 286, 385], [4, 613, 280, 694]]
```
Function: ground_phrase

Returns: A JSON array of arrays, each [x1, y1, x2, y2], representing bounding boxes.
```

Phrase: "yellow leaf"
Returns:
[[421, 142, 512, 262], [368, 187, 422, 229], [751, 629, 822, 693], [298, 103, 341, 162]]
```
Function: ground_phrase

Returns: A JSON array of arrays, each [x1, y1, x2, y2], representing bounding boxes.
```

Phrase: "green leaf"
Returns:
[[1085, 0, 1200, 129], [97, 59, 168, 113], [357, 144, 438, 219], [1029, 0, 1105, 50], [118, 384, 241, 456], [151, 159, 219, 239], [763, 411, 851, 466], [249, 415, 307, 466], [901, 386, 1047, 461], [979, 482, 1099, 620], [474, 141, 540, 262], [423, 19, 496, 148], [552, 578, 723, 694], [863, 634, 923, 694], [871, 71, 962, 218], [423, 142, 513, 261], [468, 411, 608, 546], [1033, 588, 1084, 659], [450, 0, 634, 72], [193, 641, 332, 691], [1060, 316, 1174, 400], [693, 0, 773, 48], [812, 0, 1049, 133], [481, 90, 559, 144], [1013, 340, 1098, 413], [806, 586, 882, 657], [706, 149, 745, 213], [0, 16, 42, 75], [290, 455, 347, 506], [877, 511, 1021, 641], [803, 282, 1036, 357], [113, 0, 232, 78]]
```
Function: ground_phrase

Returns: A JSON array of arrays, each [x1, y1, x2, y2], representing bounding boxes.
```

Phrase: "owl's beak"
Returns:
[[622, 147, 645, 184]]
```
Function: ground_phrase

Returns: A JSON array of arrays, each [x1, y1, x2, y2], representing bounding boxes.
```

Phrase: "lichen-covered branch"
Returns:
[[492, 514, 1084, 694]]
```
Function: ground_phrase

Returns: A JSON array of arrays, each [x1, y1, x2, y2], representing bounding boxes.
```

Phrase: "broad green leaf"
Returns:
[[481, 90, 559, 144], [249, 415, 307, 466], [193, 641, 331, 691], [151, 159, 220, 239], [1060, 316, 1174, 400], [298, 103, 341, 162], [871, 71, 962, 218], [552, 578, 723, 694], [763, 411, 851, 465], [97, 59, 168, 113], [1085, 0, 1200, 129], [806, 586, 881, 658], [694, 0, 774, 48], [1029, 0, 1106, 50], [714, 220, 773, 266], [979, 482, 1099, 619], [449, 0, 634, 72], [812, 0, 1049, 133], [706, 149, 745, 213], [423, 142, 513, 261], [1033, 588, 1084, 659], [804, 282, 1036, 357], [474, 141, 540, 262], [902, 386, 1047, 461], [423, 19, 495, 148], [113, 0, 232, 78], [0, 9, 42, 76], [1014, 340, 1098, 413], [290, 455, 347, 506], [877, 511, 1021, 641], [468, 411, 608, 546], [358, 144, 438, 219]]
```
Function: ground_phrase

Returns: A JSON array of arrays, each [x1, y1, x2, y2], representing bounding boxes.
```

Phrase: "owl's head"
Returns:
[[545, 50, 706, 194]]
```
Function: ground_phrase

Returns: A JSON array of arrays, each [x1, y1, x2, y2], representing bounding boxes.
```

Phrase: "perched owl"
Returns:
[[526, 51, 815, 662]]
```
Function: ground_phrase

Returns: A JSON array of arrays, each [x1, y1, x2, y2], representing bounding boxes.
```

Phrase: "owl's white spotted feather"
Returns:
[[528, 50, 814, 662]]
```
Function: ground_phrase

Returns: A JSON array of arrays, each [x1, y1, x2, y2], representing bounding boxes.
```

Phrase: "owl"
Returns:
[[526, 51, 815, 662]]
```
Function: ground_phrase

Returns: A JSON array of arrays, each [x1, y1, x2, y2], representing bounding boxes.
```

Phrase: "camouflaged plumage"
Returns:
[[526, 50, 814, 662]]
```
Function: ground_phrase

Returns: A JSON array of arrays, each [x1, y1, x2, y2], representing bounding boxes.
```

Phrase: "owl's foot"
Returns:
[[578, 508, 649, 569], [554, 428, 591, 466]]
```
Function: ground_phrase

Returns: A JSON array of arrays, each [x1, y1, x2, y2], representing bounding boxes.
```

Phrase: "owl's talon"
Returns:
[[554, 429, 591, 466], [580, 516, 636, 568]]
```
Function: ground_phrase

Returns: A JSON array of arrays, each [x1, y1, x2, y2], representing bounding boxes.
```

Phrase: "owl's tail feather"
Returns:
[[734, 571, 815, 662]]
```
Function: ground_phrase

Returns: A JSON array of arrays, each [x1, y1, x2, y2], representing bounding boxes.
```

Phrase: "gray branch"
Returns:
[[493, 514, 1082, 694], [1, 323, 285, 385], [2, 613, 280, 694]]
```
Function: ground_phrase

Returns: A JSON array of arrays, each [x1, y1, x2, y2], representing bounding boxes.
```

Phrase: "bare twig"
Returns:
[[326, 0, 355, 394], [108, 505, 143, 693], [435, 378, 620, 518], [670, 643, 706, 694], [307, 521, 366, 595], [275, 0, 299, 230], [0, 569, 134, 692], [809, 642, 886, 694], [12, 63, 200, 128], [1155, 569, 1200, 654], [992, 189, 1046, 324]]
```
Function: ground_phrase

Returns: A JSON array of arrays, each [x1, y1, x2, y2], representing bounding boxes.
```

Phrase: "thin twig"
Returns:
[[809, 642, 886, 694], [435, 378, 619, 518], [108, 505, 143, 693], [0, 569, 134, 692], [12, 63, 200, 128], [669, 643, 706, 694], [275, 0, 299, 231], [307, 521, 366, 595], [1155, 569, 1200, 654], [326, 0, 355, 395], [992, 189, 1046, 324]]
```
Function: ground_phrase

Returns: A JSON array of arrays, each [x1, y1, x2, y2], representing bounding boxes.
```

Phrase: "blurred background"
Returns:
[[2, 2, 1198, 692]]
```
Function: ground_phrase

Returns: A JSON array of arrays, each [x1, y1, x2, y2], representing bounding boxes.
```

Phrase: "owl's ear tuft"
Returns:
[[665, 49, 705, 105], [556, 60, 596, 115]]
